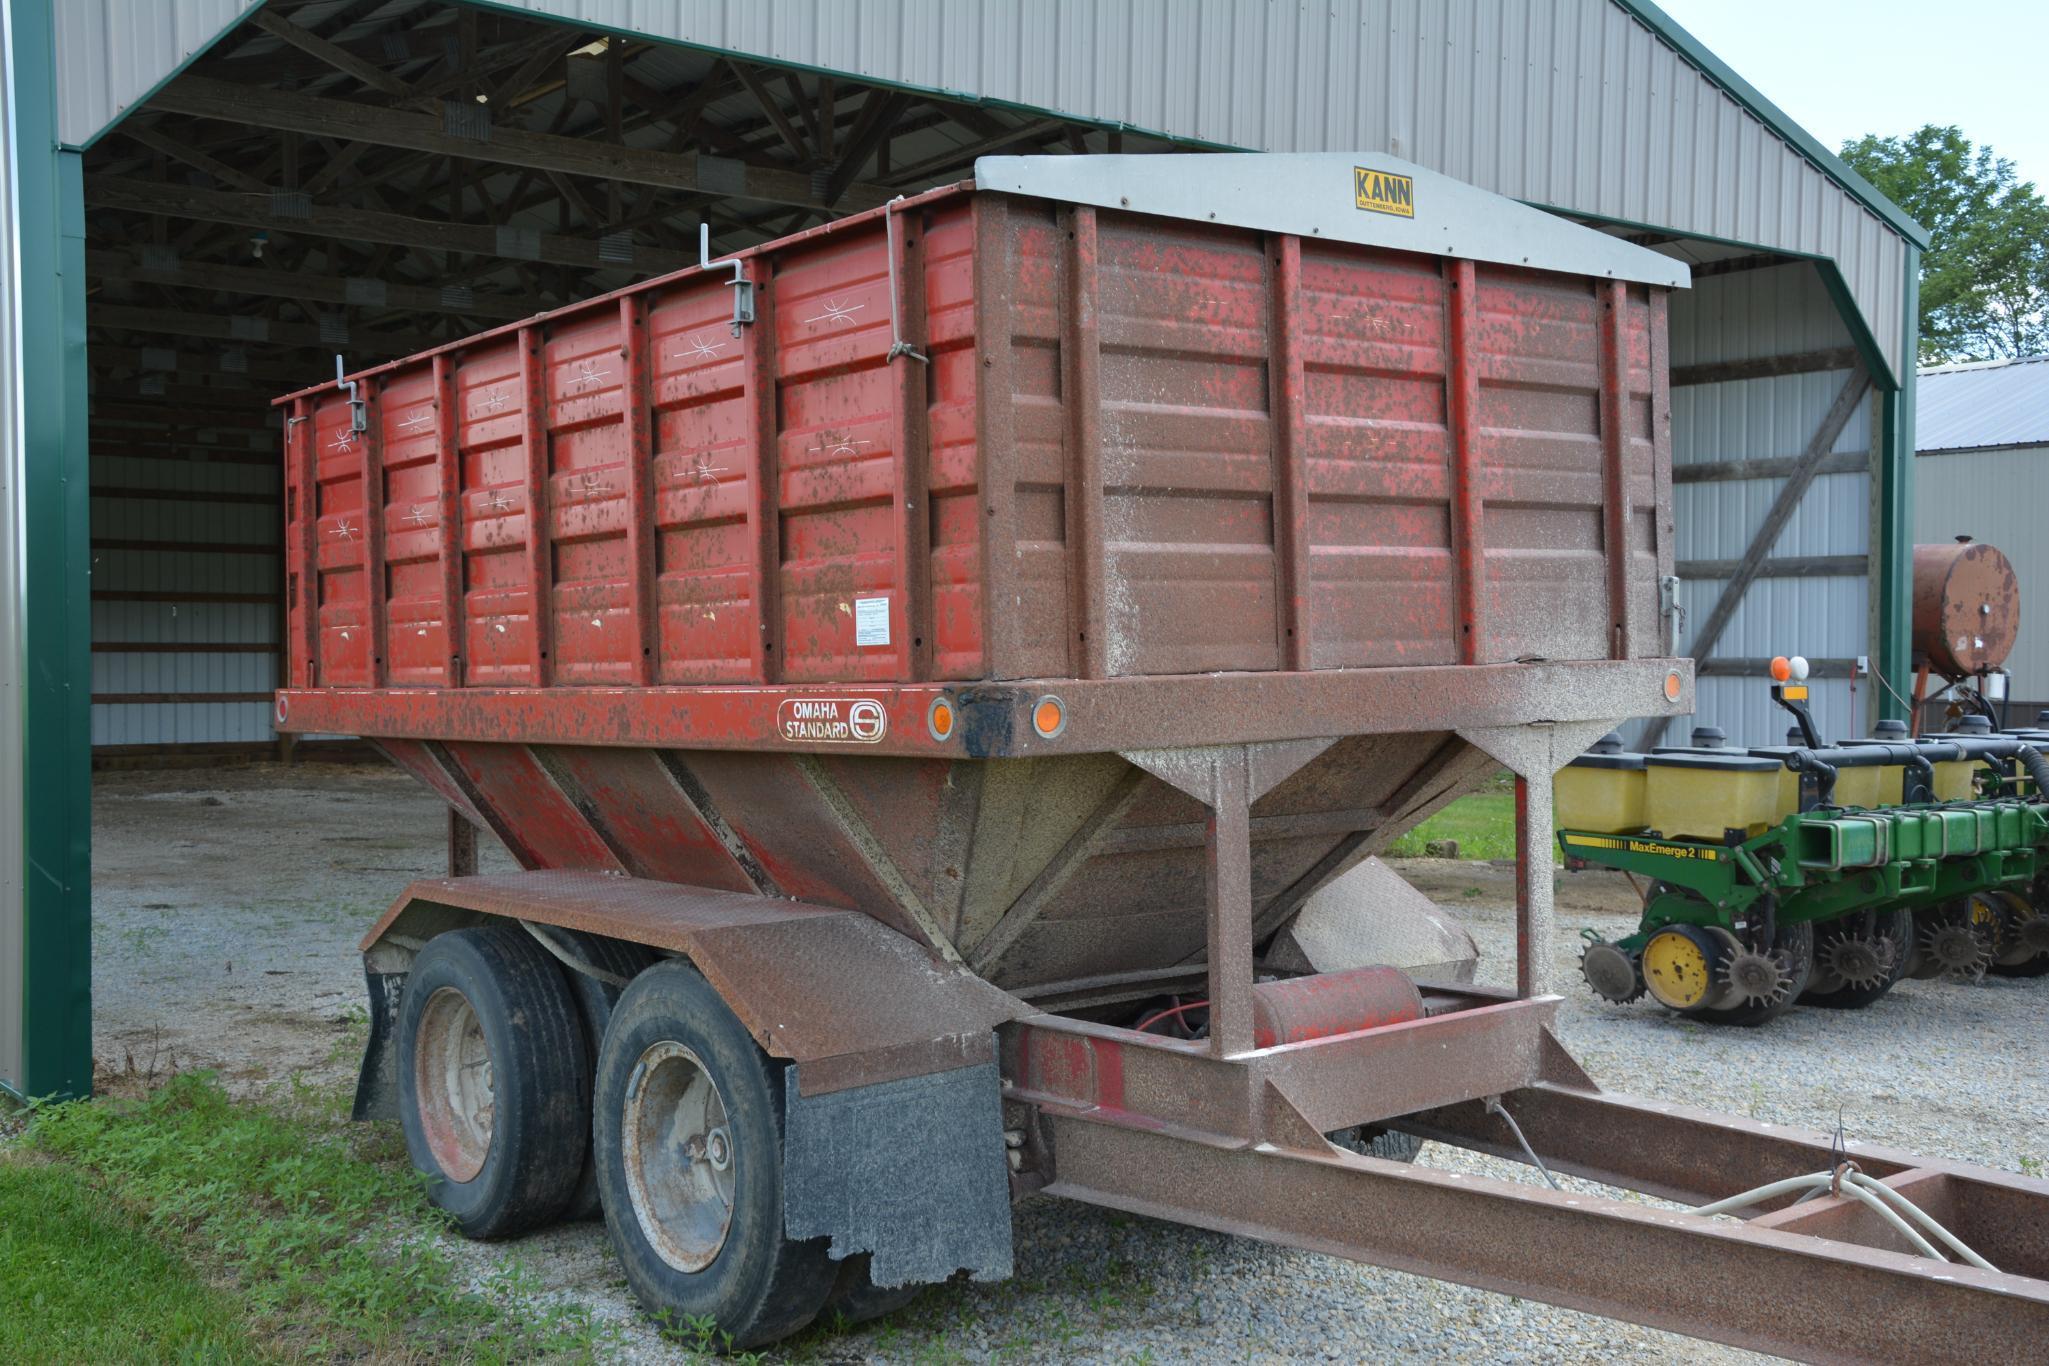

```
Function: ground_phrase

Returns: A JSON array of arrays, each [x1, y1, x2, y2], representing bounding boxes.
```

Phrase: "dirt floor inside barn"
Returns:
[[89, 760, 2049, 1363]]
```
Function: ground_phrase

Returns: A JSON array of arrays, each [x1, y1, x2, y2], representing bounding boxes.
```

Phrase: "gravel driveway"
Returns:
[[91, 762, 2049, 1362]]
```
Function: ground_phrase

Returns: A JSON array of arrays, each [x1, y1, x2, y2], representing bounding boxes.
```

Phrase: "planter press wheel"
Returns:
[[1802, 907, 1915, 1010], [1988, 888, 2049, 978], [1639, 892, 1811, 1026], [594, 959, 838, 1350], [1908, 897, 1997, 980], [397, 924, 592, 1238]]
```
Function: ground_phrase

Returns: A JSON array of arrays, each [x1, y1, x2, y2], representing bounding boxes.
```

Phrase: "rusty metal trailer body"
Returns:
[[276, 155, 2049, 1359]]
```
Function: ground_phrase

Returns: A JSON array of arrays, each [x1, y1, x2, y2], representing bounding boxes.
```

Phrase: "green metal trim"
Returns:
[[1875, 247, 1920, 719], [63, 1, 262, 150], [12, 0, 92, 1100], [1609, 0, 1929, 251]]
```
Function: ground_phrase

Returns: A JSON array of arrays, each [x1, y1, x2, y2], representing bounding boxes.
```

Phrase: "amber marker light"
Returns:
[[927, 696, 956, 742], [1032, 695, 1067, 738], [1769, 655, 1793, 682], [1663, 670, 1683, 702]]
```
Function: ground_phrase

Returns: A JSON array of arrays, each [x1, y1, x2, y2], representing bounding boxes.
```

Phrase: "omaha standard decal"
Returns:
[[777, 697, 888, 744], [1353, 166, 1415, 218]]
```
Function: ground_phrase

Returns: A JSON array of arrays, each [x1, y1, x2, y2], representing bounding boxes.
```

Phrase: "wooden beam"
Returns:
[[1690, 253, 1802, 279], [1676, 554, 1868, 581], [89, 398, 273, 426], [87, 177, 695, 275], [91, 485, 278, 507], [248, 8, 417, 100], [1647, 367, 1873, 745], [730, 61, 810, 163], [1672, 346, 1861, 388], [148, 76, 889, 212], [882, 117, 1072, 186], [89, 302, 436, 357], [87, 248, 533, 322], [824, 92, 909, 205], [92, 641, 277, 654], [118, 122, 269, 191], [92, 538, 278, 555], [93, 692, 276, 706], [1674, 449, 1868, 485]]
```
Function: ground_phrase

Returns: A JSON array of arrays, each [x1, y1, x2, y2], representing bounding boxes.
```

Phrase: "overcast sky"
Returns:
[[1657, 0, 2049, 192]]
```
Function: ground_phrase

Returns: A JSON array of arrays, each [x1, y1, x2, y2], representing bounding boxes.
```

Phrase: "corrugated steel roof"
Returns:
[[56, 0, 1919, 383], [1916, 356, 2049, 453]]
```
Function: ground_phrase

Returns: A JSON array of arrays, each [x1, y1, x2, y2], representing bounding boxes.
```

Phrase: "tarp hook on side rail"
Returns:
[[884, 195, 929, 364], [697, 223, 756, 335]]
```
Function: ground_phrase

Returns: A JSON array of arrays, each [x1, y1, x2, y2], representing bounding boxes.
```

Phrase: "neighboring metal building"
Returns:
[[1915, 356, 2049, 714], [3, 0, 1925, 1096]]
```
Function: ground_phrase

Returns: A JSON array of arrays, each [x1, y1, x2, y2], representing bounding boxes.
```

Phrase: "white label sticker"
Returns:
[[854, 596, 891, 647]]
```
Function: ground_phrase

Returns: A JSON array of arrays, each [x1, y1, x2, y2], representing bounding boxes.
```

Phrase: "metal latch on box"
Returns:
[[699, 224, 756, 336], [333, 354, 367, 434], [1660, 575, 1685, 656]]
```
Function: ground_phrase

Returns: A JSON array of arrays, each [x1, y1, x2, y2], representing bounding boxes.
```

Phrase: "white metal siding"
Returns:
[[484, 0, 1910, 381], [53, 0, 257, 150], [89, 450, 280, 748], [1652, 262, 1876, 748], [1915, 445, 2049, 702]]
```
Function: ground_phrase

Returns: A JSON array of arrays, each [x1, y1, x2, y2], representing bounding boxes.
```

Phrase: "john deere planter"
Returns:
[[1563, 665, 2049, 1024]]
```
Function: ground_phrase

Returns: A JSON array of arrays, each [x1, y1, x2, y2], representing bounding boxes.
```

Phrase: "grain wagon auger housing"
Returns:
[[275, 154, 2049, 1359]]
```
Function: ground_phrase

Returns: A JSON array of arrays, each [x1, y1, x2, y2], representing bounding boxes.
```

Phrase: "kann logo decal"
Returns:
[[1353, 167, 1415, 218]]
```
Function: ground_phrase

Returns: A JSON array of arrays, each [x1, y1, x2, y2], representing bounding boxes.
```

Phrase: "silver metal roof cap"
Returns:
[[975, 152, 1690, 290]]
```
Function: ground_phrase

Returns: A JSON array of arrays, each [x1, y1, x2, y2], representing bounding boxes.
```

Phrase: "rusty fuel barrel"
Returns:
[[1914, 539, 2020, 678]]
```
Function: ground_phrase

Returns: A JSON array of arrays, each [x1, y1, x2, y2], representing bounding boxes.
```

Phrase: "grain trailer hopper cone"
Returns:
[[273, 153, 2049, 1358]]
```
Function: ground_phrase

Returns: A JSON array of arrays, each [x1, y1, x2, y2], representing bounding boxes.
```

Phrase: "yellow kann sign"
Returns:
[[1353, 167, 1415, 218]]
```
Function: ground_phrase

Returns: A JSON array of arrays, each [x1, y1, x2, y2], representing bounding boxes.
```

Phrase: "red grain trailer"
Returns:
[[277, 155, 2049, 1356]]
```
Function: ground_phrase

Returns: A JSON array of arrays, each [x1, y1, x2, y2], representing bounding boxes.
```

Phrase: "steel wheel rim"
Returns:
[[621, 1041, 736, 1273], [414, 986, 494, 1183]]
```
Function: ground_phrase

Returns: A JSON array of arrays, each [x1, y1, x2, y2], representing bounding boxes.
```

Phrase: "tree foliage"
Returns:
[[1841, 125, 2049, 362]]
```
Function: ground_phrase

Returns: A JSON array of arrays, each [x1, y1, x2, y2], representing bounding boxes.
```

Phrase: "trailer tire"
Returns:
[[546, 929, 659, 1223], [595, 960, 837, 1350], [1330, 1127, 1425, 1163], [397, 924, 591, 1239], [818, 1253, 926, 1328]]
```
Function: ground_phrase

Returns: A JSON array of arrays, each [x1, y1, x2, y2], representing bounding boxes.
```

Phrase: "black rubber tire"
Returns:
[[595, 960, 837, 1350], [397, 924, 591, 1239], [1329, 1127, 1425, 1163], [1987, 890, 2049, 978], [548, 929, 659, 1223], [1690, 920, 1813, 1027], [817, 1253, 926, 1330], [1803, 908, 1914, 1010]]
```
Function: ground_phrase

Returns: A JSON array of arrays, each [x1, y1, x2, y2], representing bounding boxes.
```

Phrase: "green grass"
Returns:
[[1384, 772, 1563, 863], [0, 1152, 263, 1363], [6, 1072, 615, 1361]]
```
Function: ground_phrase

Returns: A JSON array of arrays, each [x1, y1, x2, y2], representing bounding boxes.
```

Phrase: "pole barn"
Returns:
[[1, 0, 1921, 1098]]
